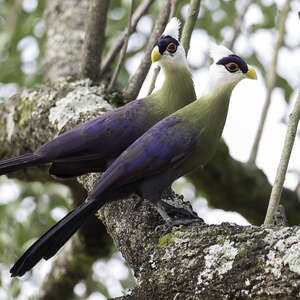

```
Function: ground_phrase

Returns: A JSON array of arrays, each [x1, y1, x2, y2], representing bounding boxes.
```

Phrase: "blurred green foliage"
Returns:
[[0, 0, 46, 91], [0, 178, 70, 263], [0, 0, 297, 102]]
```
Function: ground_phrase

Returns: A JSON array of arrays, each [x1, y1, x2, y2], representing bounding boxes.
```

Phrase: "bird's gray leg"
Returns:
[[138, 173, 203, 226]]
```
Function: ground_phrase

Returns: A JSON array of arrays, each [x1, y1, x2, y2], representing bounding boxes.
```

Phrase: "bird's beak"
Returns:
[[245, 65, 257, 80], [151, 46, 162, 63]]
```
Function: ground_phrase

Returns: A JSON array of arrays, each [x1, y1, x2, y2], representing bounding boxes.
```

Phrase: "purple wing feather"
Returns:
[[90, 116, 196, 198]]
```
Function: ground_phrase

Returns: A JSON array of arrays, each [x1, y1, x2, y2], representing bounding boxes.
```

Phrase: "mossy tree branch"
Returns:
[[80, 176, 300, 299]]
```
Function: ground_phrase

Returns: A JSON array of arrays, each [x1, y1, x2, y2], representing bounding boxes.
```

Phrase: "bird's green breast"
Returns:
[[174, 88, 232, 170], [146, 66, 196, 121]]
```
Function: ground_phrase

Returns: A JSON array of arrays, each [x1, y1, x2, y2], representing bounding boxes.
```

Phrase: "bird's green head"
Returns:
[[151, 17, 187, 70], [206, 43, 257, 93]]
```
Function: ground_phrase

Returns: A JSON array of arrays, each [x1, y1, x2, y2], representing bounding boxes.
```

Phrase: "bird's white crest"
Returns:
[[209, 42, 233, 62], [162, 17, 181, 40], [201, 43, 250, 96]]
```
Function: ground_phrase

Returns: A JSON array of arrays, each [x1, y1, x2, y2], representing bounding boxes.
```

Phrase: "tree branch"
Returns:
[[123, 0, 171, 101], [180, 0, 201, 54], [81, 0, 110, 82], [91, 185, 300, 299], [147, 66, 161, 96], [108, 0, 134, 92], [101, 0, 154, 75], [264, 93, 300, 225], [248, 0, 291, 164], [187, 140, 300, 225], [226, 0, 254, 50]]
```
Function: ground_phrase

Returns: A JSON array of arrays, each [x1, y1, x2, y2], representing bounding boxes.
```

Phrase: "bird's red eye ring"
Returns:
[[225, 62, 239, 72], [166, 42, 177, 53]]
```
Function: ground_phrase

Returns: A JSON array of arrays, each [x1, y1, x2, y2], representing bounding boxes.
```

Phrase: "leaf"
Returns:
[[276, 75, 293, 104]]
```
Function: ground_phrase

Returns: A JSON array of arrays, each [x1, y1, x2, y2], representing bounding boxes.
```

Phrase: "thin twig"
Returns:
[[181, 0, 201, 54], [81, 0, 110, 82], [169, 0, 180, 19], [123, 0, 171, 101], [226, 0, 253, 50], [147, 0, 180, 96], [248, 0, 290, 165], [264, 92, 300, 225], [147, 66, 161, 95], [107, 0, 134, 92], [101, 0, 154, 75]]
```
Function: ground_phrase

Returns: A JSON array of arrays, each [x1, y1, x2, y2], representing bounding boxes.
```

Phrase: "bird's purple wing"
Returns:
[[90, 116, 197, 196]]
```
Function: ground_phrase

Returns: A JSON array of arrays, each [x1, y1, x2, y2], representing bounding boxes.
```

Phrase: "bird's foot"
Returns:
[[154, 200, 203, 228], [132, 194, 144, 210], [166, 217, 204, 228], [161, 201, 199, 220]]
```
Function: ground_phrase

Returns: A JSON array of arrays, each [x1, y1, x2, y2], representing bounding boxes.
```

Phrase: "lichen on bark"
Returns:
[[0, 78, 113, 161], [99, 193, 300, 299]]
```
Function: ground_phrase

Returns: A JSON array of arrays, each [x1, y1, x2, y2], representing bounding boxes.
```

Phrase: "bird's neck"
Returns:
[[151, 65, 196, 115], [183, 84, 234, 141], [200, 87, 233, 132]]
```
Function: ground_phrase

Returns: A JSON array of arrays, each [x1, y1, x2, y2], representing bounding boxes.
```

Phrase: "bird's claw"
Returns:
[[132, 194, 144, 211], [166, 217, 204, 228], [162, 202, 200, 220]]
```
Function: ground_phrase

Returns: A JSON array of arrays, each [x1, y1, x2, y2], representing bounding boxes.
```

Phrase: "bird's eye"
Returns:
[[225, 62, 239, 72], [166, 42, 177, 53]]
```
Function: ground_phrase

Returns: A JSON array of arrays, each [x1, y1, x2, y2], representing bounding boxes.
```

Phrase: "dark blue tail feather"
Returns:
[[0, 153, 46, 175]]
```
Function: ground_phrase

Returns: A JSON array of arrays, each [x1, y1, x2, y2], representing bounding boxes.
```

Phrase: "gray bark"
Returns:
[[82, 0, 110, 82], [44, 0, 88, 81], [82, 174, 300, 300]]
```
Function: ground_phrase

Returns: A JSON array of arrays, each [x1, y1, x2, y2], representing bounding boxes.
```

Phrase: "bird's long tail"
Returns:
[[10, 197, 103, 277], [0, 153, 47, 175]]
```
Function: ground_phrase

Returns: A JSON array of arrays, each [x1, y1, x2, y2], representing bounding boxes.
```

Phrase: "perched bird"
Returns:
[[10, 44, 257, 277], [0, 18, 196, 178]]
